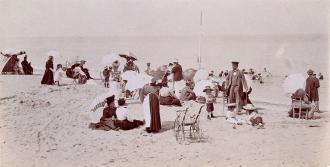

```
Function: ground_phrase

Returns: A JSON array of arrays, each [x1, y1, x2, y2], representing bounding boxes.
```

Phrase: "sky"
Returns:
[[0, 0, 329, 37]]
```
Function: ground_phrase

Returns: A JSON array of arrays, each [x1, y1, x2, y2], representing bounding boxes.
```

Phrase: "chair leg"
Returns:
[[299, 98, 302, 119]]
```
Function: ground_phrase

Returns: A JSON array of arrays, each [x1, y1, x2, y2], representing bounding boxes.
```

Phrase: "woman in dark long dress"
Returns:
[[142, 82, 161, 133], [41, 56, 54, 85]]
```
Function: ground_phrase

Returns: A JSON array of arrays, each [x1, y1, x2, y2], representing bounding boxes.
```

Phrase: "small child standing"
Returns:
[[203, 86, 216, 120], [103, 66, 111, 88], [54, 64, 65, 86]]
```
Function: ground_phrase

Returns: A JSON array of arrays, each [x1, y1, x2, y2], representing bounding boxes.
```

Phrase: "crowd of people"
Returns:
[[1, 51, 33, 75], [36, 52, 325, 132]]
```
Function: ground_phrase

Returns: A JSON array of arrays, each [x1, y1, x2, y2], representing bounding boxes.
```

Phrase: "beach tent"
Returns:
[[0, 51, 25, 74]]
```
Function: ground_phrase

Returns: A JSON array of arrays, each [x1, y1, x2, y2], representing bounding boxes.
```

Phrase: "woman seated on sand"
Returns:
[[180, 80, 196, 101], [115, 98, 144, 130], [159, 83, 182, 106], [89, 95, 118, 131]]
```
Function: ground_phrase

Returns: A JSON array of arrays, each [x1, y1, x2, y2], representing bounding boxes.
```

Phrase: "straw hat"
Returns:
[[106, 95, 115, 105], [203, 86, 213, 92], [231, 61, 239, 65]]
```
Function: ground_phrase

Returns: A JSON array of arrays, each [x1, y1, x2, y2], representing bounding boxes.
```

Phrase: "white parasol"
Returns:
[[193, 79, 213, 97], [283, 73, 306, 94], [101, 53, 125, 69], [125, 73, 152, 91], [121, 71, 139, 81], [89, 90, 116, 112], [244, 74, 253, 89], [193, 69, 209, 83]]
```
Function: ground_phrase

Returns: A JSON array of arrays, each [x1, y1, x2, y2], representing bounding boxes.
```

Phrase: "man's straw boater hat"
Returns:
[[231, 61, 239, 65], [203, 86, 213, 92]]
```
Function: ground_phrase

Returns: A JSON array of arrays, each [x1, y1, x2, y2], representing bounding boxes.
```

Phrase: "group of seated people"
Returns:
[[89, 95, 144, 131], [66, 60, 93, 84]]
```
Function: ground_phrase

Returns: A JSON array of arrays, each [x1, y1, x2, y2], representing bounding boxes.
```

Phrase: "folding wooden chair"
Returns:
[[291, 97, 309, 120]]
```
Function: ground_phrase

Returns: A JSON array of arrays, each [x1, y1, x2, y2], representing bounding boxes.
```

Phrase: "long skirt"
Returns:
[[41, 69, 54, 85], [143, 93, 161, 132], [116, 119, 144, 130]]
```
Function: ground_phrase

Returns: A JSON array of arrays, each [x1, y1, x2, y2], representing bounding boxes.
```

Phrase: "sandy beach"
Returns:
[[0, 75, 329, 167]]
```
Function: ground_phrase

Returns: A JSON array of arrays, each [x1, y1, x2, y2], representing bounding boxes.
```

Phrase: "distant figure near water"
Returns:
[[41, 56, 54, 85], [21, 55, 33, 75], [145, 62, 152, 75]]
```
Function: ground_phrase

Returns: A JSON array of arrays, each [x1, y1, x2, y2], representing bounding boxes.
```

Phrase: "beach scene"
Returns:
[[0, 1, 329, 167]]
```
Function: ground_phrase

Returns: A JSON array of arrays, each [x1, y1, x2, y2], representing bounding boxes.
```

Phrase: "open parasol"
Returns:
[[119, 51, 137, 61], [283, 73, 306, 94], [193, 69, 209, 83], [193, 79, 213, 97]]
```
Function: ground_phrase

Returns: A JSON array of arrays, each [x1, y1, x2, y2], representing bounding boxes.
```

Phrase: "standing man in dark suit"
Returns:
[[225, 61, 248, 114], [305, 69, 320, 112]]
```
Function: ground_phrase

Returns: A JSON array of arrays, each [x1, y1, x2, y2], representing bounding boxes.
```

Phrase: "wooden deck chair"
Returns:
[[291, 97, 309, 120]]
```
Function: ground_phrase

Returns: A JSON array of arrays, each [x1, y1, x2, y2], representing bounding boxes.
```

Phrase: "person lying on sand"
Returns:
[[226, 104, 264, 128]]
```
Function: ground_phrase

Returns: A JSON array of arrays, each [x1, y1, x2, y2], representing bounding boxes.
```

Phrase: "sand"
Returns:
[[0, 75, 329, 167]]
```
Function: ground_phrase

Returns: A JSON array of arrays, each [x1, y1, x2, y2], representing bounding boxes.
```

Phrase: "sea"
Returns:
[[1, 35, 328, 77]]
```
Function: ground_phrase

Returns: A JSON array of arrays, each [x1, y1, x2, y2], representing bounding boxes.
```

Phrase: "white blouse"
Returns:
[[116, 106, 129, 121]]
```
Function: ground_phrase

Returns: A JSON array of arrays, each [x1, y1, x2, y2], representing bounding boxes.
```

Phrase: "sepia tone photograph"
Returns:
[[0, 0, 329, 167]]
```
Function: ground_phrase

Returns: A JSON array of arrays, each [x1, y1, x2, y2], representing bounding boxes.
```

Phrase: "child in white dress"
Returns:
[[54, 64, 65, 86]]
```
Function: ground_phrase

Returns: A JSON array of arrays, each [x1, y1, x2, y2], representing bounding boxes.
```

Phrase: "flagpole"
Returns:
[[198, 11, 203, 70]]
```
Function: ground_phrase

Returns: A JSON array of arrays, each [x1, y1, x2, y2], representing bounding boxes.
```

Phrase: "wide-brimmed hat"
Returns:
[[203, 86, 213, 92], [231, 61, 239, 65], [243, 104, 257, 111], [307, 69, 314, 75], [106, 95, 115, 105]]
